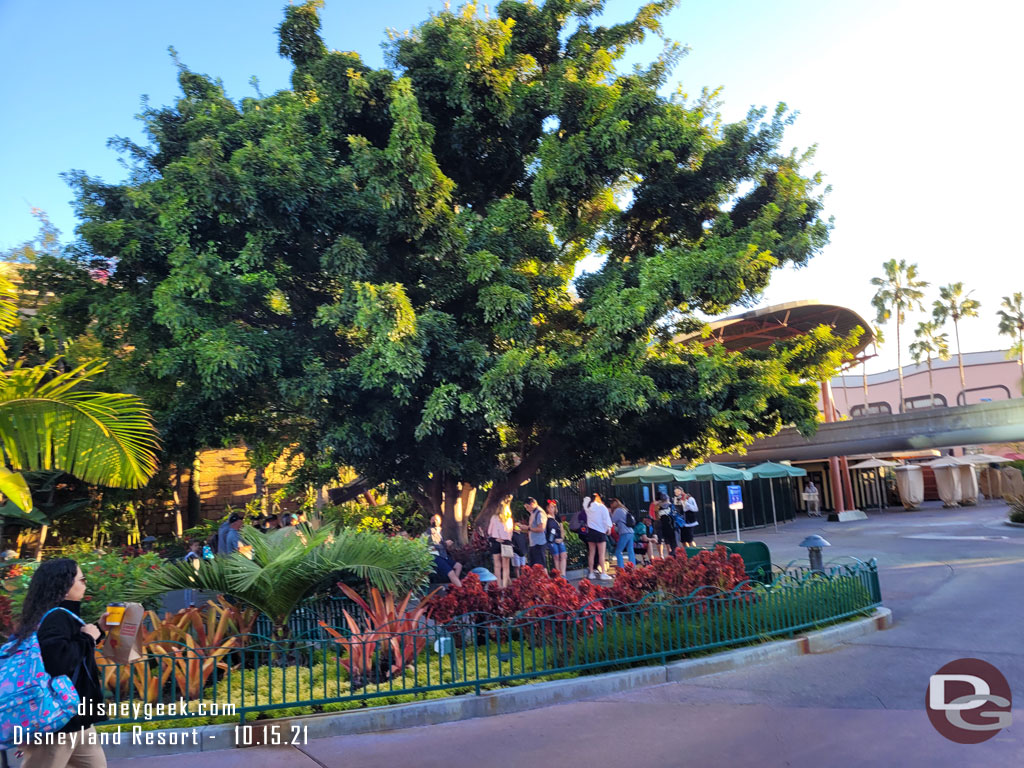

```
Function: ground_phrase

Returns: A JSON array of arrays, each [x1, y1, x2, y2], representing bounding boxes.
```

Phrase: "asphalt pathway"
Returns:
[[108, 502, 1024, 767]]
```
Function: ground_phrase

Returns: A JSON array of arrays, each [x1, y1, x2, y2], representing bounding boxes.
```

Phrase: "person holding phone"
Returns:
[[487, 496, 515, 588]]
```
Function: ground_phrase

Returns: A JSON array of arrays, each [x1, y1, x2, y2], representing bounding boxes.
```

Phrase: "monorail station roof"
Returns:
[[679, 300, 875, 360]]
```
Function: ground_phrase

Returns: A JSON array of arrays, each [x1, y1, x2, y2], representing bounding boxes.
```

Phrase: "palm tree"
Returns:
[[997, 292, 1024, 370], [931, 283, 981, 393], [870, 260, 928, 413], [862, 325, 884, 411], [908, 321, 950, 408], [127, 525, 434, 641], [0, 275, 159, 517]]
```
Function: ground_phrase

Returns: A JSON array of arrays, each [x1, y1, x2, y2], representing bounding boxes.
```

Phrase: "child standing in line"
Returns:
[[511, 520, 530, 579]]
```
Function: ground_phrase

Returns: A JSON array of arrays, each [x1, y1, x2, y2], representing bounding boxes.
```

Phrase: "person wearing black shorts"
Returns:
[[656, 493, 677, 554]]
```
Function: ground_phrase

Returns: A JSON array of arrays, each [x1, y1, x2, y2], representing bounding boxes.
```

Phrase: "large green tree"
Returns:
[[42, 0, 853, 543]]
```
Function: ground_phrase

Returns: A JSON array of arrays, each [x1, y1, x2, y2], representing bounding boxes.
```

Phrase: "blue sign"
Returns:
[[727, 484, 743, 510]]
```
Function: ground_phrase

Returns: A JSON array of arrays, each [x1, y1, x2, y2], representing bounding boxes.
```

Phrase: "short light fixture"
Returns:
[[799, 534, 831, 571]]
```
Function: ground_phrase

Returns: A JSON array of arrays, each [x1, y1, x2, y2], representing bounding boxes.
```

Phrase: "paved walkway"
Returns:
[[107, 501, 1024, 766]]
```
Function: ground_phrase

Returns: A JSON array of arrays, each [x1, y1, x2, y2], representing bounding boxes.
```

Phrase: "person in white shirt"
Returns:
[[680, 492, 699, 545], [583, 492, 613, 580], [487, 496, 515, 588]]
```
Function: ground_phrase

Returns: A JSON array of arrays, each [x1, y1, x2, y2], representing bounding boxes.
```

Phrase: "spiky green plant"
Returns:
[[126, 525, 434, 640]]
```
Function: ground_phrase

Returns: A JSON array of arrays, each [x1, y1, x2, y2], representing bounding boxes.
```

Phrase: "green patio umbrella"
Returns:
[[676, 463, 753, 541], [747, 462, 807, 533], [612, 464, 688, 509]]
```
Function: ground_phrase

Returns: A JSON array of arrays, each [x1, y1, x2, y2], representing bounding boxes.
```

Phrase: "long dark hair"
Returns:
[[14, 558, 79, 643]]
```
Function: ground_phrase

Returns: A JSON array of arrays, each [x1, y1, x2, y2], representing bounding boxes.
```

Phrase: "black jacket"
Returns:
[[36, 600, 107, 731]]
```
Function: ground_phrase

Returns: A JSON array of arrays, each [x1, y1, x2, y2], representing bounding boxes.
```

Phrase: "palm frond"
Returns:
[[126, 527, 434, 633], [0, 358, 159, 489], [0, 275, 17, 368]]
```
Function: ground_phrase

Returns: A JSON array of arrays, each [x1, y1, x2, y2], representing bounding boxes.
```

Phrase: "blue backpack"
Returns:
[[0, 607, 82, 748]]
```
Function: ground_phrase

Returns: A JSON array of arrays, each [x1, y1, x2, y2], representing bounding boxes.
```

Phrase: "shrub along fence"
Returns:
[[94, 560, 881, 729]]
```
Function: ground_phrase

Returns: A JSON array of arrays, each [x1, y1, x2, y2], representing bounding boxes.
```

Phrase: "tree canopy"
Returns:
[[32, 0, 855, 542]]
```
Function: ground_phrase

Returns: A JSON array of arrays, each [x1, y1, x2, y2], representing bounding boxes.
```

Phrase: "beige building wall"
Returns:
[[825, 350, 1022, 418]]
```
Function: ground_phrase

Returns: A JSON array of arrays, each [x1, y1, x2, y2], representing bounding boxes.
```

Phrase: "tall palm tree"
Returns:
[[862, 325, 884, 411], [128, 526, 434, 640], [870, 260, 928, 413], [997, 292, 1024, 370], [908, 321, 950, 408], [931, 282, 981, 394], [0, 274, 159, 513]]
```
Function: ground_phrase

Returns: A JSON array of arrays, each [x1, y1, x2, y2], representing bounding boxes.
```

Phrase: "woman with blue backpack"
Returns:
[[7, 558, 110, 767]]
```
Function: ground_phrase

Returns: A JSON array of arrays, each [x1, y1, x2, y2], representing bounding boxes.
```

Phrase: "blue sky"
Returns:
[[1, 0, 1020, 372]]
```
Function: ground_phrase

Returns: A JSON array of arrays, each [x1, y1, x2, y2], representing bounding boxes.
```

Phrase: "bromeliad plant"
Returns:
[[94, 597, 260, 701], [127, 526, 434, 641], [319, 583, 440, 687]]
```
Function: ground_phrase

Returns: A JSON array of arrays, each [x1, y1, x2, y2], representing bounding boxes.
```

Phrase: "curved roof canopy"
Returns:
[[679, 300, 874, 359]]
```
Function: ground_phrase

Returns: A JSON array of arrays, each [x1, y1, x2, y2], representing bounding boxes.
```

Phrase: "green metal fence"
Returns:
[[96, 560, 881, 727]]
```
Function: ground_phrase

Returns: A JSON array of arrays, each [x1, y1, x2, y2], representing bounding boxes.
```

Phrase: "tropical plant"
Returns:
[[0, 274, 160, 517], [931, 282, 981, 392], [125, 526, 434, 640], [908, 321, 950, 407], [997, 293, 1024, 370], [318, 583, 439, 687], [871, 260, 928, 412]]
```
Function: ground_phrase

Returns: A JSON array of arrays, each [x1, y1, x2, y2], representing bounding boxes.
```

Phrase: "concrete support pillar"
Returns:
[[821, 380, 846, 513], [820, 379, 867, 521], [839, 456, 856, 511]]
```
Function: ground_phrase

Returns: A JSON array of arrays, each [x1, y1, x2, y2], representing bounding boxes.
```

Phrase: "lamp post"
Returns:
[[799, 534, 831, 572]]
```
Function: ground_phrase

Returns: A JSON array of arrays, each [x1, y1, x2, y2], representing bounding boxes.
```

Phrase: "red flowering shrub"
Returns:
[[492, 566, 587, 620], [602, 546, 749, 604], [429, 567, 599, 628], [427, 573, 495, 624], [428, 549, 747, 629]]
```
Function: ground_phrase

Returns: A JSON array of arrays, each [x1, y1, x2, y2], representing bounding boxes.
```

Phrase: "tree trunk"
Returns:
[[253, 464, 268, 517], [172, 467, 185, 539], [413, 474, 474, 545], [475, 436, 561, 535], [954, 319, 966, 392], [416, 438, 558, 545], [441, 476, 476, 545], [927, 357, 934, 406], [35, 524, 48, 562], [862, 361, 869, 407], [188, 456, 202, 528], [896, 319, 904, 412]]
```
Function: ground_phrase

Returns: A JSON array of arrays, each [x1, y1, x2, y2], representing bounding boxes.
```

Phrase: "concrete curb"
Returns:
[[1004, 520, 1024, 528], [94, 607, 891, 758]]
